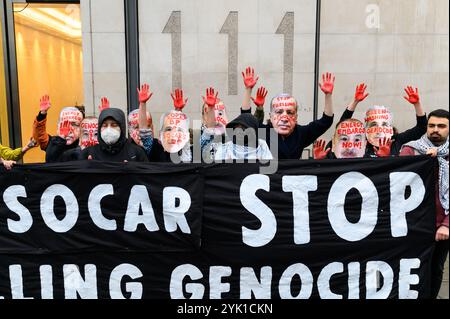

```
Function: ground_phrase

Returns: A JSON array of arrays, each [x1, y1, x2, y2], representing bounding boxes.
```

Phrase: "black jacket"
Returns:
[[81, 108, 148, 162], [45, 136, 80, 163]]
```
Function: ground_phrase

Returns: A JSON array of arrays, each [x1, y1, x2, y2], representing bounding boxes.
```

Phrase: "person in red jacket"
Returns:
[[400, 109, 449, 298]]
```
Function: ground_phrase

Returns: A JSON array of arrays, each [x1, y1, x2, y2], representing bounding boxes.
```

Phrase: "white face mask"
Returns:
[[101, 127, 121, 145]]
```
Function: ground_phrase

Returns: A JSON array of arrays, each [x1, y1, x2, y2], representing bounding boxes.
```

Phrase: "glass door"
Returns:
[[10, 1, 84, 163]]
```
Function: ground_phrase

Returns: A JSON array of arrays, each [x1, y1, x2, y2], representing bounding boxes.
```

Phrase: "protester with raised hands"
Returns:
[[341, 84, 427, 156], [240, 67, 269, 123], [340, 83, 370, 121], [132, 83, 155, 159], [201, 87, 229, 136], [256, 72, 335, 159], [146, 88, 192, 163], [313, 118, 369, 160], [32, 94, 85, 162]]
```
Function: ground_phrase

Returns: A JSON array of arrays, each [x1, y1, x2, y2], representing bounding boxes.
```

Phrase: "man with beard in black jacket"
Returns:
[[81, 108, 148, 162]]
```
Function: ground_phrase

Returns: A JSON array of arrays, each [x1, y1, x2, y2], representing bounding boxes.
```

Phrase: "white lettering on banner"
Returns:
[[124, 185, 159, 232], [389, 173, 426, 237], [328, 172, 378, 242], [169, 259, 421, 299], [9, 265, 33, 299], [398, 258, 420, 299], [1, 259, 421, 299], [3, 185, 32, 233], [170, 264, 204, 299], [239, 267, 272, 299], [88, 184, 117, 231], [366, 261, 394, 299], [163, 187, 192, 234], [240, 172, 425, 246], [209, 266, 232, 299], [64, 264, 98, 299], [41, 185, 79, 233], [2, 184, 194, 234], [0, 171, 425, 240], [40, 265, 53, 299], [109, 264, 143, 299], [278, 263, 314, 299], [240, 175, 276, 247], [317, 262, 344, 299], [282, 176, 318, 244]]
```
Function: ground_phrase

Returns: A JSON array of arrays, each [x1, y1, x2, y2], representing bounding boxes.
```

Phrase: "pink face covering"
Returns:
[[79, 117, 98, 150], [365, 107, 393, 147], [333, 120, 367, 158], [270, 96, 298, 136], [128, 109, 151, 146], [203, 100, 229, 135], [57, 107, 83, 145], [160, 111, 189, 153]]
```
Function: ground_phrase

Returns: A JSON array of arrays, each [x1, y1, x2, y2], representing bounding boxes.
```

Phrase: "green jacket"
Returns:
[[0, 144, 23, 161]]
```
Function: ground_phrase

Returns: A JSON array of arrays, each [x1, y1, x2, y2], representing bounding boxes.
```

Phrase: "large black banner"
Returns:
[[0, 157, 437, 299]]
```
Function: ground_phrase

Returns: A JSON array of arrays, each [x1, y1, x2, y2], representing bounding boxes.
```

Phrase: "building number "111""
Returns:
[[162, 11, 295, 95]]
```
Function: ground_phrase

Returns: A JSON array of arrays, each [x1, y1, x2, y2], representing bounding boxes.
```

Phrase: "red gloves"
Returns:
[[319, 72, 335, 95], [374, 137, 392, 157], [355, 83, 369, 102], [40, 95, 51, 114], [313, 139, 331, 160], [171, 88, 188, 111], [242, 67, 259, 89], [137, 83, 153, 104], [403, 86, 420, 105], [251, 87, 268, 107], [202, 87, 219, 107]]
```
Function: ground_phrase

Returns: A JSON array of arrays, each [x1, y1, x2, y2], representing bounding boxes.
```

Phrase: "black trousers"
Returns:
[[431, 239, 449, 299]]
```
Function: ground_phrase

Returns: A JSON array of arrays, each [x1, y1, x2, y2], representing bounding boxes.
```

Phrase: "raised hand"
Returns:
[[59, 120, 71, 138], [251, 86, 268, 108], [171, 88, 188, 111], [39, 95, 51, 114], [98, 97, 110, 114], [202, 87, 219, 107], [137, 83, 153, 104], [374, 137, 392, 157], [242, 67, 259, 89], [403, 86, 420, 105], [354, 83, 369, 102], [319, 72, 335, 95], [313, 139, 331, 160]]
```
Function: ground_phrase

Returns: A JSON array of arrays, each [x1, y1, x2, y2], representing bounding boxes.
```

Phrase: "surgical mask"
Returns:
[[101, 127, 121, 145]]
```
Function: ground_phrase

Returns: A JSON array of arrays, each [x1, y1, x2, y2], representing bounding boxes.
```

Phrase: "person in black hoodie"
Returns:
[[32, 95, 85, 163], [81, 108, 148, 162]]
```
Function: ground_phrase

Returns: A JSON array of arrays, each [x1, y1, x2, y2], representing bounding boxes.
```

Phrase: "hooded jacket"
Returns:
[[81, 108, 148, 162]]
